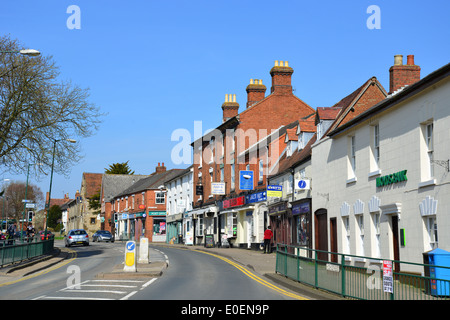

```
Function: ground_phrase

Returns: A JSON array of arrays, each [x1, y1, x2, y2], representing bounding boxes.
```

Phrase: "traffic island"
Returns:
[[95, 261, 168, 279]]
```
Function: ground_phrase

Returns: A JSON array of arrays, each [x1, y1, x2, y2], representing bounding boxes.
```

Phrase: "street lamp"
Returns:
[[44, 139, 76, 240], [0, 49, 41, 56], [0, 49, 41, 78]]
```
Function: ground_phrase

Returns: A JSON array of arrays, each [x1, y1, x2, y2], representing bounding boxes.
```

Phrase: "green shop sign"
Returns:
[[376, 170, 407, 187]]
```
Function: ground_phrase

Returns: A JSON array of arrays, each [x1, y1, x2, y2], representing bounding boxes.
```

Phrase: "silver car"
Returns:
[[65, 229, 89, 247], [92, 230, 114, 242]]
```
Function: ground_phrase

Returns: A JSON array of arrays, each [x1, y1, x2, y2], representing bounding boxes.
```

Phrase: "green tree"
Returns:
[[47, 204, 62, 229], [104, 161, 135, 175], [88, 190, 101, 215]]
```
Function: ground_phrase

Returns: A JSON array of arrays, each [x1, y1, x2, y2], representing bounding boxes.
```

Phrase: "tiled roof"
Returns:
[[101, 174, 151, 202], [114, 169, 185, 198]]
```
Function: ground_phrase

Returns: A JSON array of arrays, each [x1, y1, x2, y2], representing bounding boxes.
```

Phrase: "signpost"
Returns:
[[124, 240, 137, 272]]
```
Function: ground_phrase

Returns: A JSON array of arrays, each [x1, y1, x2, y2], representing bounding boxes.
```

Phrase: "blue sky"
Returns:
[[1, 0, 449, 204]]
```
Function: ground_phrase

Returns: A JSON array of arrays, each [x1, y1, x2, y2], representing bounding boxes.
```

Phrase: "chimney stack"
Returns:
[[155, 162, 166, 174], [246, 79, 266, 108], [270, 60, 294, 95], [389, 54, 421, 94], [221, 94, 239, 123]]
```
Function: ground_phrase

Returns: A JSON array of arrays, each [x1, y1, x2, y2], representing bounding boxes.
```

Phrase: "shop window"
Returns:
[[197, 215, 204, 236]]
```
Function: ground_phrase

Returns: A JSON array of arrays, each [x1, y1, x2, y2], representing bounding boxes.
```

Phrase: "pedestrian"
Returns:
[[7, 222, 16, 245], [263, 226, 273, 254]]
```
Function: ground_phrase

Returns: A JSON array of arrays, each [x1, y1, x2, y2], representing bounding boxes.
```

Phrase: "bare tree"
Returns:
[[0, 35, 105, 177], [3, 180, 44, 222]]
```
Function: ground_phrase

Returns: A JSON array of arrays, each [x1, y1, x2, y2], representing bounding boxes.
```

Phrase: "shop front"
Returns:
[[146, 211, 166, 242], [291, 199, 312, 249], [167, 213, 183, 244], [268, 201, 289, 247]]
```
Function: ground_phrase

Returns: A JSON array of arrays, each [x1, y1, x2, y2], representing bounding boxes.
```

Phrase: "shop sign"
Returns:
[[268, 202, 287, 216], [139, 204, 145, 210], [267, 185, 282, 197], [211, 182, 226, 195], [223, 196, 245, 209], [292, 202, 310, 215], [246, 191, 267, 204], [376, 170, 407, 187], [383, 260, 393, 293], [239, 171, 254, 190], [148, 211, 166, 216]]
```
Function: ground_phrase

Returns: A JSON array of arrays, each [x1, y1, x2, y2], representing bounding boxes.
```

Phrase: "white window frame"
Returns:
[[426, 123, 434, 178], [155, 191, 165, 204]]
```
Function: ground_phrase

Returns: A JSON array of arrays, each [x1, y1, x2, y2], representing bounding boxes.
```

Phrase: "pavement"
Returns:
[[0, 243, 345, 300]]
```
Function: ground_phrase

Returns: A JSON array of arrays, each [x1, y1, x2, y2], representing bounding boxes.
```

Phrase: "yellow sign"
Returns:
[[125, 252, 135, 266]]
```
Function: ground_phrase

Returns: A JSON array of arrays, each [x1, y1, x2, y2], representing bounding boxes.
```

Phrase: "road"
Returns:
[[0, 240, 302, 301]]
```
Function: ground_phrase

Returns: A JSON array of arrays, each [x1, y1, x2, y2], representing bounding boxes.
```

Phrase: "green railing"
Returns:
[[276, 244, 450, 300], [0, 238, 55, 267]]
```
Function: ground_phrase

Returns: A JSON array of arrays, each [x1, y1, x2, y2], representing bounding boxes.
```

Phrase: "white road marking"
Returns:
[[120, 290, 138, 300], [141, 278, 157, 289]]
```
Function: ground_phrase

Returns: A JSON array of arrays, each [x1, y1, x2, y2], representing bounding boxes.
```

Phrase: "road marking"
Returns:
[[61, 289, 128, 294], [120, 290, 138, 300], [36, 295, 114, 300], [141, 278, 157, 289], [176, 248, 309, 300]]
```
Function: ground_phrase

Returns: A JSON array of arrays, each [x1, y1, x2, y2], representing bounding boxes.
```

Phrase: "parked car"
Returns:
[[65, 229, 89, 247], [39, 230, 54, 240], [92, 230, 114, 242]]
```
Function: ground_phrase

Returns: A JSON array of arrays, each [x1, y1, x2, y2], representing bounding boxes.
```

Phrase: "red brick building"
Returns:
[[191, 60, 315, 247]]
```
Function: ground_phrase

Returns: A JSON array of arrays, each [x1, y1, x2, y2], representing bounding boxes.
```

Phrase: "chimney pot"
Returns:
[[389, 54, 420, 94], [274, 60, 279, 67], [394, 55, 403, 66]]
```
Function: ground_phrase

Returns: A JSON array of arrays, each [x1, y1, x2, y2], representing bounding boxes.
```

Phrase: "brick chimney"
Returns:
[[222, 94, 239, 123], [389, 55, 421, 94], [270, 60, 294, 95], [155, 162, 166, 174], [246, 79, 266, 108]]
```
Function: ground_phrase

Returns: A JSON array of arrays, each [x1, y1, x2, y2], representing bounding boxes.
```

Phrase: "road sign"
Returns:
[[124, 240, 136, 272], [295, 179, 310, 190], [239, 171, 254, 190], [25, 203, 35, 208], [21, 199, 33, 203]]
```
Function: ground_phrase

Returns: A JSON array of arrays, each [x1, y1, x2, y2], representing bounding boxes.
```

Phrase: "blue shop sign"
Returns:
[[246, 191, 267, 204], [292, 202, 310, 216]]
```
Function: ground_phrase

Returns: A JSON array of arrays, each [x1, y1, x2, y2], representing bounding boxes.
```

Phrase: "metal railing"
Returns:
[[276, 244, 450, 300], [0, 238, 55, 267]]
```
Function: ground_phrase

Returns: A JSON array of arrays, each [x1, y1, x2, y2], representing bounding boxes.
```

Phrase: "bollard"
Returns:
[[123, 240, 136, 272], [138, 237, 149, 264]]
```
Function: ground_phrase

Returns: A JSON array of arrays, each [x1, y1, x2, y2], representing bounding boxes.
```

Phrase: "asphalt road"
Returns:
[[131, 246, 293, 300], [0, 241, 298, 301]]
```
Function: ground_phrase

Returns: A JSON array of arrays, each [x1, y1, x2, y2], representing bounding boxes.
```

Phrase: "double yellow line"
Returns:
[[0, 248, 77, 287], [193, 249, 309, 300]]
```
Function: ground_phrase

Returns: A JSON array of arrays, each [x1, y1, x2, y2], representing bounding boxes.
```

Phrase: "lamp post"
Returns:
[[44, 139, 76, 240], [0, 49, 41, 77]]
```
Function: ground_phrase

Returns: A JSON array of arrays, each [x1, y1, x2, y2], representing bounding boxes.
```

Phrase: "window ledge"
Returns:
[[418, 178, 436, 189], [346, 177, 357, 185], [368, 169, 382, 178]]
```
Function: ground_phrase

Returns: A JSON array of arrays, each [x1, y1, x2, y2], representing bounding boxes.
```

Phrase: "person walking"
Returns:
[[263, 226, 273, 254]]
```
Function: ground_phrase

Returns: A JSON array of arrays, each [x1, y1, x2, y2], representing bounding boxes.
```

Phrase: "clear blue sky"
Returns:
[[1, 0, 449, 204]]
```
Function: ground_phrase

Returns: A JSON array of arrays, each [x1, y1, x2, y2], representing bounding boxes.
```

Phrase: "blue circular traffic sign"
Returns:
[[298, 180, 307, 189]]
